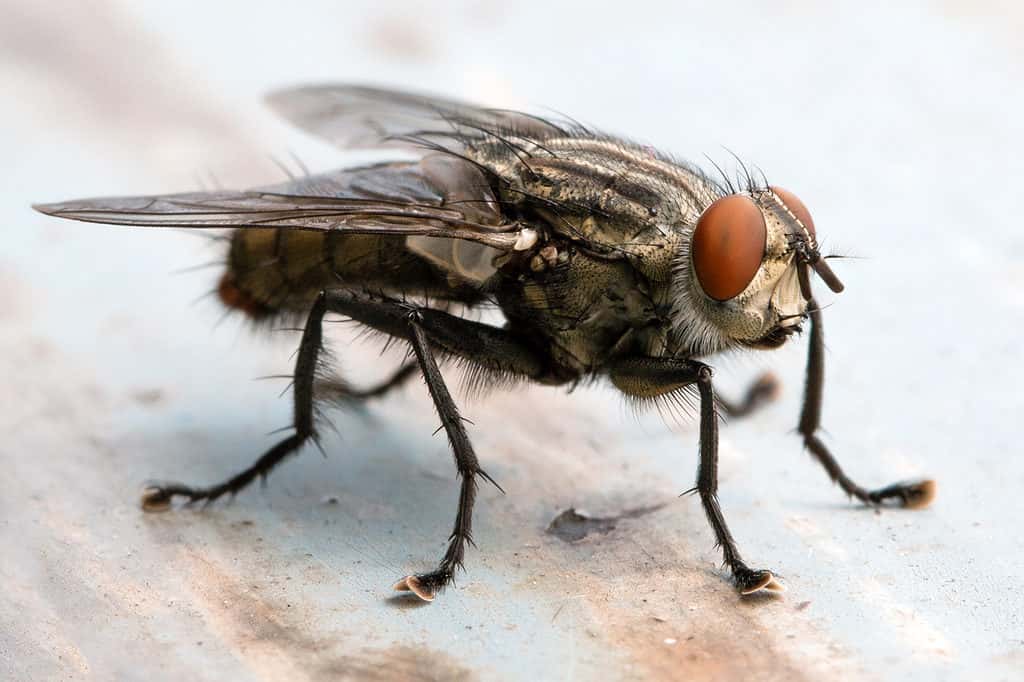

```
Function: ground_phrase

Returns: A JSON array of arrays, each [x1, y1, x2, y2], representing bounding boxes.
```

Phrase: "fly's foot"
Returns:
[[746, 372, 781, 407], [720, 372, 781, 418], [139, 482, 229, 512], [140, 485, 174, 512], [733, 566, 786, 595], [392, 570, 453, 602], [868, 478, 936, 510]]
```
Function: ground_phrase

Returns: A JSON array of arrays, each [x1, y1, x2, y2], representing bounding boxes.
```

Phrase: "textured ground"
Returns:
[[2, 1, 1022, 680]]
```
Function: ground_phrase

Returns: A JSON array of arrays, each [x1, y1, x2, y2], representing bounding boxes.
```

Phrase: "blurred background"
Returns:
[[2, 1, 1022, 680]]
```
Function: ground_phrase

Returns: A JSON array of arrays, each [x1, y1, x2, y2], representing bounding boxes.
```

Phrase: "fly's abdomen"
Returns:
[[218, 228, 325, 318], [219, 227, 474, 318]]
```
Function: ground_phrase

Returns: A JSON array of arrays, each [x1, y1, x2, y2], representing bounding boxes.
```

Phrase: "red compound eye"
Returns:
[[692, 195, 767, 301], [770, 186, 815, 237]]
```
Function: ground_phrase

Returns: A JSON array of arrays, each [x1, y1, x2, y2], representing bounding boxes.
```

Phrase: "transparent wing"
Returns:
[[265, 84, 565, 152], [33, 156, 523, 252]]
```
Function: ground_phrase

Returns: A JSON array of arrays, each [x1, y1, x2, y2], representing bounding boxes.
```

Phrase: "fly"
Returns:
[[34, 85, 936, 600]]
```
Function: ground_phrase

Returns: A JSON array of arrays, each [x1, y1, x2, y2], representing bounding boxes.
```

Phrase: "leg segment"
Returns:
[[141, 293, 331, 511], [149, 288, 546, 602], [316, 291, 546, 383], [799, 299, 935, 508], [314, 291, 545, 600], [610, 358, 783, 595], [717, 372, 780, 418], [317, 361, 418, 404], [390, 322, 490, 600]]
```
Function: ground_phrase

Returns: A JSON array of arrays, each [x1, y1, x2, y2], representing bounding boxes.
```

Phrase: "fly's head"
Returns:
[[670, 186, 844, 355]]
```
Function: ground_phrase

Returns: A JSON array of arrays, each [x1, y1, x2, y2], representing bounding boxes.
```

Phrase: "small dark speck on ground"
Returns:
[[132, 388, 166, 406], [546, 504, 666, 542]]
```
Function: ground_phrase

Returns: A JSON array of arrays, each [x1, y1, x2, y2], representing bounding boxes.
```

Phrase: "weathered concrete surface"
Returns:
[[2, 1, 1022, 680]]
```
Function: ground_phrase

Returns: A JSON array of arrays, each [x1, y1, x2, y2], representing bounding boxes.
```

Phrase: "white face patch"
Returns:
[[771, 265, 806, 327]]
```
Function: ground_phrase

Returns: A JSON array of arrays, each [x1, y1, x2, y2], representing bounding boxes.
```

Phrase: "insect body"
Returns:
[[34, 85, 935, 599]]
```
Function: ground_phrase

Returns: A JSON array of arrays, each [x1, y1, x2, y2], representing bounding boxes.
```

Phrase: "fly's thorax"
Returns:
[[669, 188, 814, 355], [495, 240, 671, 374], [472, 135, 711, 256]]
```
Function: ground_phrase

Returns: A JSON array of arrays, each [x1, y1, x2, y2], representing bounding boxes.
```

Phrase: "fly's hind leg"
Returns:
[[610, 357, 784, 595], [141, 293, 333, 511], [317, 290, 546, 601], [799, 299, 936, 509], [389, 321, 489, 600]]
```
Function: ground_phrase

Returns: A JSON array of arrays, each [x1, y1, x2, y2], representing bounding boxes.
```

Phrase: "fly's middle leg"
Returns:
[[388, 320, 493, 600], [318, 290, 546, 601]]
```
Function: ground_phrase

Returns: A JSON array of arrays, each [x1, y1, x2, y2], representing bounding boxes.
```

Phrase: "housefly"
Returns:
[[34, 85, 935, 599]]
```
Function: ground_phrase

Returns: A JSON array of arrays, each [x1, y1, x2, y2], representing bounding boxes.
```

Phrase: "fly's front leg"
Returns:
[[610, 358, 783, 595], [141, 293, 330, 511], [799, 299, 936, 508], [319, 290, 546, 601]]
